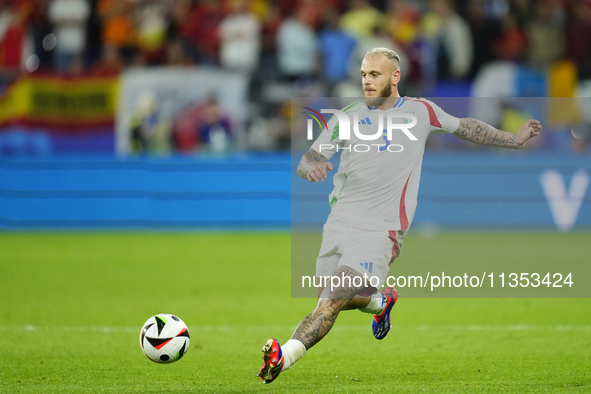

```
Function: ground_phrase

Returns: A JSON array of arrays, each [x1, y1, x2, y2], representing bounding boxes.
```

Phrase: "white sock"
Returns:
[[280, 339, 306, 371], [359, 292, 385, 315]]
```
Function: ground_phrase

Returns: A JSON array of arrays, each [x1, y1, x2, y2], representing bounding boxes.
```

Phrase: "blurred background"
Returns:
[[0, 0, 589, 231]]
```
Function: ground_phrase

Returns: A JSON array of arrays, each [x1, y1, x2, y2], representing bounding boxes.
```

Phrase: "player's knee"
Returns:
[[316, 284, 325, 299], [317, 285, 332, 307], [317, 297, 337, 312], [317, 297, 329, 309]]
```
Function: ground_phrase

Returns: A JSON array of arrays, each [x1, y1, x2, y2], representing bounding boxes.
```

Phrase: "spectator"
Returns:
[[249, 1, 282, 101], [174, 95, 233, 153], [509, 0, 532, 27], [566, 0, 591, 79], [97, 0, 135, 64], [248, 0, 271, 21], [318, 9, 356, 91], [277, 0, 300, 19], [526, 0, 565, 69], [259, 1, 282, 64], [481, 0, 510, 20], [167, 0, 190, 40], [135, 0, 169, 65], [198, 96, 232, 152], [129, 89, 172, 154], [493, 13, 527, 62], [92, 44, 123, 74], [0, 0, 27, 71], [467, 0, 501, 79], [385, 0, 420, 46], [29, 0, 53, 70], [83, 0, 102, 67], [297, 0, 323, 30], [421, 0, 473, 80], [179, 0, 224, 64], [276, 7, 318, 81], [163, 38, 193, 66], [47, 0, 90, 71], [219, 0, 261, 72], [340, 0, 385, 39]]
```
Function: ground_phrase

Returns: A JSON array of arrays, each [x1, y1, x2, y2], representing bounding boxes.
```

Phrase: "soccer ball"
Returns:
[[139, 313, 190, 363]]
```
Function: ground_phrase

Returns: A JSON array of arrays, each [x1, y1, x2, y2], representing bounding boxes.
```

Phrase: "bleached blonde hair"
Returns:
[[364, 47, 401, 71]]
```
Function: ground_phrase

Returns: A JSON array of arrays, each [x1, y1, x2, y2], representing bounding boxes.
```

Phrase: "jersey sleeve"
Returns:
[[421, 99, 461, 135], [310, 115, 343, 159]]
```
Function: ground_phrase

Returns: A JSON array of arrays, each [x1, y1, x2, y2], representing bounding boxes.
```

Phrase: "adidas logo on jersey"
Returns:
[[359, 262, 374, 274], [358, 117, 372, 125]]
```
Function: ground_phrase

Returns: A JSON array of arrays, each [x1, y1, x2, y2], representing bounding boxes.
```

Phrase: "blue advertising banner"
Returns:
[[0, 153, 589, 231], [294, 152, 591, 232]]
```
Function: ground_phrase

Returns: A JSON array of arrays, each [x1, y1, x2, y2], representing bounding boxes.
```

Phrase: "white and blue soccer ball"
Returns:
[[139, 314, 190, 363]]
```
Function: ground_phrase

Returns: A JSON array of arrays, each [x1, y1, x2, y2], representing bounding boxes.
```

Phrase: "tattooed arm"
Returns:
[[453, 118, 542, 149], [297, 148, 334, 182]]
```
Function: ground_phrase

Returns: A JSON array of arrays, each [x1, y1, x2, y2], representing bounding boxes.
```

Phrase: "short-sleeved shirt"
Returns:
[[310, 97, 460, 239]]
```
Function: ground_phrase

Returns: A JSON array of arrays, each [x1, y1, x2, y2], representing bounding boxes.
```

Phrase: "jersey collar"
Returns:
[[368, 96, 405, 111]]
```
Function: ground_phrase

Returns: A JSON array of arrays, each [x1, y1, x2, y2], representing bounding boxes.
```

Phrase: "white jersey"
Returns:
[[310, 97, 460, 238]]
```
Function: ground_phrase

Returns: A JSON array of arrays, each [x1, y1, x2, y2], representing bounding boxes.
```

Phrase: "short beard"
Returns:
[[364, 81, 392, 108]]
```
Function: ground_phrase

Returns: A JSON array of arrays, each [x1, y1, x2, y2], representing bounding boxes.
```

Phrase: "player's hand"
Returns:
[[515, 119, 542, 149], [307, 162, 334, 183]]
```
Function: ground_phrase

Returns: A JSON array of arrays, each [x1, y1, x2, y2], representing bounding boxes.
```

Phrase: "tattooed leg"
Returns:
[[316, 284, 372, 310], [292, 266, 368, 350]]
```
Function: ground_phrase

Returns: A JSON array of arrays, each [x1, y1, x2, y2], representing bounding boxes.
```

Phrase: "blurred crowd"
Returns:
[[1, 0, 590, 83], [1, 0, 591, 153]]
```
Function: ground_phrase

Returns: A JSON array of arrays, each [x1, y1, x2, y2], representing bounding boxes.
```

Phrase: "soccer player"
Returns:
[[257, 47, 542, 384]]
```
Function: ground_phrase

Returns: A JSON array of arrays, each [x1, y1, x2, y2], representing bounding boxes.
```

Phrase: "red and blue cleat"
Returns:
[[257, 338, 284, 384], [372, 287, 399, 340]]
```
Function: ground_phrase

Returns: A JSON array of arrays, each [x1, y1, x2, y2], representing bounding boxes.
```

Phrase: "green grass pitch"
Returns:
[[0, 232, 590, 393]]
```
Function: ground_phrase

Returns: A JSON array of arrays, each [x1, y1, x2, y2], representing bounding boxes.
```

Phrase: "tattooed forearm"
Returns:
[[291, 266, 366, 349], [297, 148, 328, 179], [454, 118, 519, 149]]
